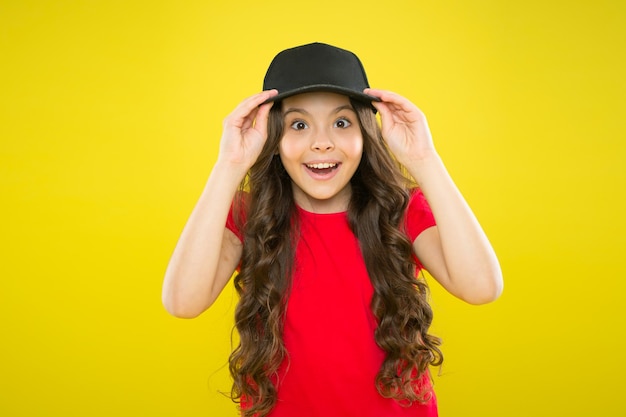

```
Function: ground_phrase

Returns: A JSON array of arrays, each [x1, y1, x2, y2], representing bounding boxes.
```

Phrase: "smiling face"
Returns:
[[279, 92, 363, 213]]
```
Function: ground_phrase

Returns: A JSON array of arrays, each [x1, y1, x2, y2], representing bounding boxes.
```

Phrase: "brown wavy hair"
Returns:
[[229, 98, 443, 417]]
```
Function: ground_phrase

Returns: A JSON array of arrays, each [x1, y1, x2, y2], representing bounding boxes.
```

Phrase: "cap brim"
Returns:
[[262, 84, 381, 105]]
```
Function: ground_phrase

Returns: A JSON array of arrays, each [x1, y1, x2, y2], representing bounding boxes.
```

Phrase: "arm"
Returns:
[[365, 88, 503, 305], [162, 90, 278, 318]]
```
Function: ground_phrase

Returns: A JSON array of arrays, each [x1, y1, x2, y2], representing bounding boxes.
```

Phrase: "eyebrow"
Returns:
[[283, 104, 356, 118]]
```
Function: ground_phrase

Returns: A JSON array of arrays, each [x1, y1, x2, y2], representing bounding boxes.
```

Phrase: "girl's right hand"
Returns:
[[218, 90, 279, 170]]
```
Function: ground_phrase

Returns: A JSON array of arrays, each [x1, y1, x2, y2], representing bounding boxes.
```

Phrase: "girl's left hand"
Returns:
[[367, 88, 503, 305], [364, 88, 436, 165]]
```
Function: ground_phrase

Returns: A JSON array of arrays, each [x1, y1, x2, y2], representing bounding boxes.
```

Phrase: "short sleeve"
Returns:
[[225, 192, 247, 242], [404, 188, 436, 270]]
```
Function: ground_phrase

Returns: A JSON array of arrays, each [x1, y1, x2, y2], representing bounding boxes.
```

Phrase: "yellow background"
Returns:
[[1, 0, 625, 416]]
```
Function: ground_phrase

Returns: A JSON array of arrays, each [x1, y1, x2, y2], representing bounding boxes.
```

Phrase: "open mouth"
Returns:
[[305, 162, 339, 175]]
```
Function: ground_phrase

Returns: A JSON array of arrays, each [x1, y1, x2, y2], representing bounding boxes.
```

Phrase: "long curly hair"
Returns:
[[229, 98, 443, 417]]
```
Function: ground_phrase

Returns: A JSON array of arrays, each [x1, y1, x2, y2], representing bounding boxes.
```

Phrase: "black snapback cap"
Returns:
[[262, 42, 380, 104]]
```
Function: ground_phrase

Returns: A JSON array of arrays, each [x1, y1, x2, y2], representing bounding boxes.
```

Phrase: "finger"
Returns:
[[370, 100, 395, 134], [252, 101, 275, 138], [236, 90, 277, 116], [365, 88, 420, 114], [227, 90, 278, 128], [364, 88, 403, 102], [363, 87, 384, 102], [241, 106, 259, 132], [367, 88, 427, 125], [366, 88, 408, 120]]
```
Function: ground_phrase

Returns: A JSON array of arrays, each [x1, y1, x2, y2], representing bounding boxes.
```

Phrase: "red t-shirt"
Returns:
[[227, 189, 438, 417]]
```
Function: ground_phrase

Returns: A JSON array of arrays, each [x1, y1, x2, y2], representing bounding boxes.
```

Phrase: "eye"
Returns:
[[290, 120, 308, 131], [334, 117, 352, 129]]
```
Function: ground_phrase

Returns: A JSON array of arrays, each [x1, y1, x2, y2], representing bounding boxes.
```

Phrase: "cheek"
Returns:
[[342, 135, 364, 159], [278, 135, 303, 160], [278, 136, 299, 164]]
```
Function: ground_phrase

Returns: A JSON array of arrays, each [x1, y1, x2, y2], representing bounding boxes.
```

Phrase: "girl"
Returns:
[[163, 43, 503, 417]]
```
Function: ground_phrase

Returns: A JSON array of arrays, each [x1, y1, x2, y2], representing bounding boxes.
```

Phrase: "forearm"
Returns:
[[162, 160, 246, 317], [406, 151, 503, 303]]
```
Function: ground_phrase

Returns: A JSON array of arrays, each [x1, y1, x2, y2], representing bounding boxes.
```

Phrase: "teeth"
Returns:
[[306, 162, 337, 169]]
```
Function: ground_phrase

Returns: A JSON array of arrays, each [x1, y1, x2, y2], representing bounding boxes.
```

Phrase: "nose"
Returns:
[[311, 129, 334, 151]]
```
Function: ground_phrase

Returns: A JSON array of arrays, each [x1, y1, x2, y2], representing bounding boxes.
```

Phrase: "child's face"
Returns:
[[279, 92, 363, 213]]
